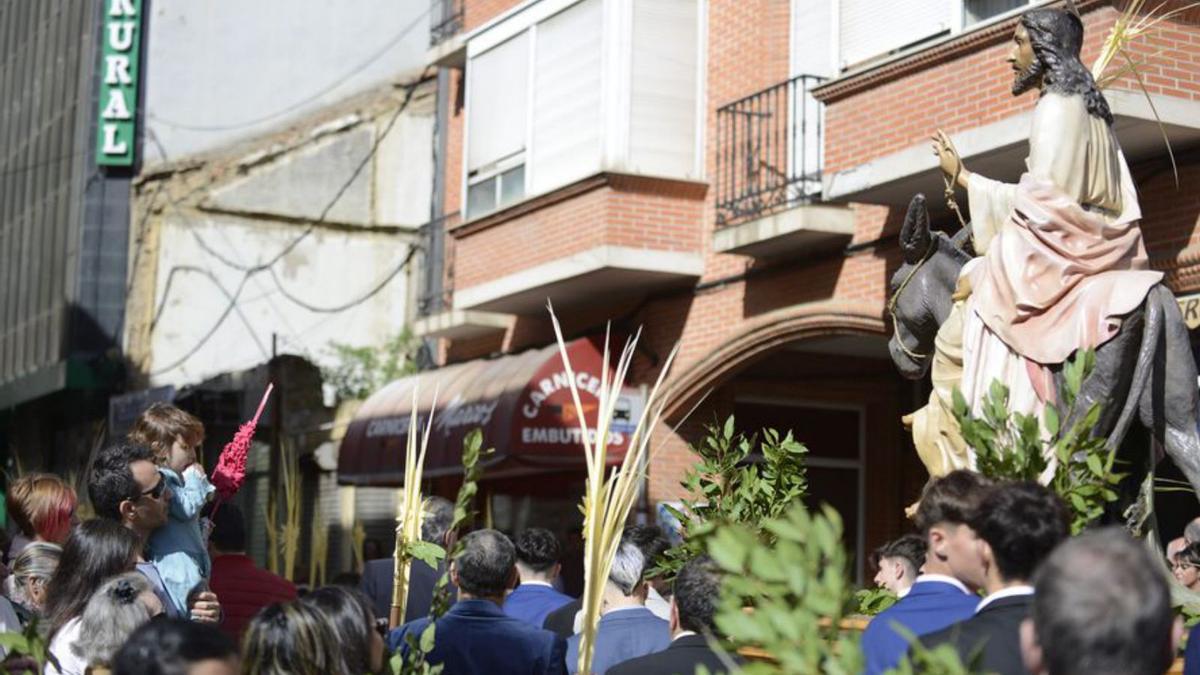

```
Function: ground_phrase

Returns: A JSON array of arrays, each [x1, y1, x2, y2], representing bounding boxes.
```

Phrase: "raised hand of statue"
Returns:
[[931, 129, 972, 189]]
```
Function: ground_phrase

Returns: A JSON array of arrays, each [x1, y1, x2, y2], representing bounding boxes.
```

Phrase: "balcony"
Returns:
[[713, 74, 854, 259], [427, 0, 466, 67]]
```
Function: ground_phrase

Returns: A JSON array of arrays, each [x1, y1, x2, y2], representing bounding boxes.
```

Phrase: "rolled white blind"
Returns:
[[628, 0, 699, 178], [839, 0, 951, 69], [530, 0, 603, 194], [467, 32, 530, 173]]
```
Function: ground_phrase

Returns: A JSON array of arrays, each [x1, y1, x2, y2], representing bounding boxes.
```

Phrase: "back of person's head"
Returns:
[[914, 470, 994, 533], [1185, 517, 1200, 544], [453, 529, 516, 598], [514, 527, 561, 574], [242, 601, 349, 675], [1026, 527, 1176, 675], [607, 541, 646, 596], [114, 616, 238, 675], [624, 524, 670, 570], [5, 541, 61, 610], [6, 473, 77, 545], [421, 496, 454, 544], [44, 518, 142, 638], [873, 534, 926, 579], [673, 556, 721, 634], [76, 572, 159, 668], [128, 402, 205, 466], [209, 503, 247, 553], [89, 443, 156, 521], [302, 586, 379, 675], [969, 481, 1068, 582]]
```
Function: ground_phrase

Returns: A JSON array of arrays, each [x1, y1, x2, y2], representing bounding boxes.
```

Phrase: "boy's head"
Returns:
[[914, 470, 993, 590], [127, 403, 204, 474], [969, 481, 1069, 585]]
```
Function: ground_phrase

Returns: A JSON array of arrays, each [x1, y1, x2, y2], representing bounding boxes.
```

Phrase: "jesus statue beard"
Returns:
[[1012, 58, 1045, 96]]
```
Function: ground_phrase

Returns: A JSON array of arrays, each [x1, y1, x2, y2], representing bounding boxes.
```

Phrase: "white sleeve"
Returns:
[[966, 172, 1017, 255]]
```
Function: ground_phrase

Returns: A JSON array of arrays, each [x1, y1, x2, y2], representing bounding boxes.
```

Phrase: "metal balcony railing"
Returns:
[[430, 0, 464, 47], [715, 74, 826, 228]]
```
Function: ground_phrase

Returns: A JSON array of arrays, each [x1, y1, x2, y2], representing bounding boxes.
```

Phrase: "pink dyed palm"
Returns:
[[212, 384, 273, 500]]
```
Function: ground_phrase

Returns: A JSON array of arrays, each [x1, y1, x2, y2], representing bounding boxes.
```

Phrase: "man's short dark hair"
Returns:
[[914, 470, 994, 534], [88, 443, 155, 521], [624, 524, 670, 572], [209, 502, 246, 553], [514, 528, 561, 573], [673, 556, 721, 634], [453, 529, 516, 598], [872, 534, 926, 577], [422, 496, 454, 544], [1031, 527, 1174, 675], [113, 616, 236, 675], [969, 481, 1068, 582]]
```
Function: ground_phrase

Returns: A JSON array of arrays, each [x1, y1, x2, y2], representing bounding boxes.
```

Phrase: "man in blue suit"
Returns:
[[389, 529, 567, 674], [861, 471, 989, 675], [566, 540, 670, 673], [505, 528, 574, 627]]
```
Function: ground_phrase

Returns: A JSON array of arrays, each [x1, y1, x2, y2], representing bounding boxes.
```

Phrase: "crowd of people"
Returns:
[[2, 400, 1198, 674], [862, 470, 1195, 675]]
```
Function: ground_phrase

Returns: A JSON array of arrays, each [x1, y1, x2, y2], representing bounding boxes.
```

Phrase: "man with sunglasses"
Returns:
[[88, 443, 222, 623]]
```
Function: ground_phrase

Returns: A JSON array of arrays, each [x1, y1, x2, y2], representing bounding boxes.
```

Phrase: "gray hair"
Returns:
[[608, 542, 645, 596], [4, 542, 61, 609], [453, 529, 516, 598], [1031, 527, 1174, 675], [1184, 517, 1200, 544], [422, 496, 455, 544], [74, 572, 155, 667]]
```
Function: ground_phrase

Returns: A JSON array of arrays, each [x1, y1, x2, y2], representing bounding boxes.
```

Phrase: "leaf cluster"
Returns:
[[0, 617, 51, 673], [321, 329, 422, 402], [704, 503, 979, 675], [653, 416, 809, 581], [951, 350, 1123, 533], [853, 586, 898, 616], [391, 429, 493, 675]]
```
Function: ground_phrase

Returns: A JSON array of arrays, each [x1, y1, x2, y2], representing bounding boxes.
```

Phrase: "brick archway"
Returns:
[[662, 300, 886, 420]]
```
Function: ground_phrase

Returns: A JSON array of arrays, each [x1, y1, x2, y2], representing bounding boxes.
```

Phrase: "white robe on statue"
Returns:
[[956, 91, 1161, 477]]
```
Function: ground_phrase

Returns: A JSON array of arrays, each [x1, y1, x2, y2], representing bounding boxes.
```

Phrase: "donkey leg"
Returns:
[[1140, 288, 1200, 500]]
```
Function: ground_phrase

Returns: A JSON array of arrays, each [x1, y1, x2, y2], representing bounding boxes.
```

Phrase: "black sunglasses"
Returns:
[[139, 476, 167, 500]]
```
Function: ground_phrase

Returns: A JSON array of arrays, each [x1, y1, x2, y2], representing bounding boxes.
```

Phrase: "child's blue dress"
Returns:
[[147, 465, 215, 615]]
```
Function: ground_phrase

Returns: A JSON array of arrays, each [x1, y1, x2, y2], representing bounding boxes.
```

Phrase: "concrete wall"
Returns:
[[142, 0, 428, 165]]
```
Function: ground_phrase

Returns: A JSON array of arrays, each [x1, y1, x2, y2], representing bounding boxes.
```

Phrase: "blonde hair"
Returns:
[[6, 474, 76, 543], [127, 402, 204, 466], [241, 601, 351, 675]]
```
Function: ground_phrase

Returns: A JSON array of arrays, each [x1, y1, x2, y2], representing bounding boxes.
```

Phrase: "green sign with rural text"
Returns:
[[96, 0, 142, 167]]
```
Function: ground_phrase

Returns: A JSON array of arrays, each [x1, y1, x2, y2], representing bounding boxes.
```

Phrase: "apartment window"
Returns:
[[963, 0, 1028, 26], [463, 0, 701, 220], [465, 32, 530, 218]]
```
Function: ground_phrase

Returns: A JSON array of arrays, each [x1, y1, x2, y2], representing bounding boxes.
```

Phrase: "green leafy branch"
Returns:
[[390, 429, 493, 675], [951, 349, 1123, 534], [652, 416, 809, 582], [853, 586, 898, 616], [321, 329, 422, 402]]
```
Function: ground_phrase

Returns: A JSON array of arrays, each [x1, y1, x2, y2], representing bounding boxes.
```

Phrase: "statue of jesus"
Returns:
[[922, 8, 1162, 478]]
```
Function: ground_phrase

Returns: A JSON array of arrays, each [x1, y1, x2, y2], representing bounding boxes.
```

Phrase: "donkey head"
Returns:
[[888, 194, 970, 379]]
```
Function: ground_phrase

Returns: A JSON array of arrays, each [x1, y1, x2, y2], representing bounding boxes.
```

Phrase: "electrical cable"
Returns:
[[147, 72, 432, 375], [266, 243, 418, 313], [147, 6, 434, 133]]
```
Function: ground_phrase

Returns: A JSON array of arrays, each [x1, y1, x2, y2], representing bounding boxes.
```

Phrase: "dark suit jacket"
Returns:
[[544, 597, 583, 638], [607, 634, 734, 675], [360, 557, 453, 624], [918, 592, 1033, 675], [389, 598, 567, 675]]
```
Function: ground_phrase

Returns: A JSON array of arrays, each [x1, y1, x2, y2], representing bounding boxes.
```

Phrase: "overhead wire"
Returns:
[[147, 71, 432, 376]]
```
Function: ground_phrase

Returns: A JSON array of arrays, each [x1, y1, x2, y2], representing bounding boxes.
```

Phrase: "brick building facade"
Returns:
[[345, 0, 1200, 577]]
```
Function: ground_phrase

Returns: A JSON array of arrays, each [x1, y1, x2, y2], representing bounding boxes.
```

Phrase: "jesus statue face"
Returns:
[[1008, 23, 1042, 96]]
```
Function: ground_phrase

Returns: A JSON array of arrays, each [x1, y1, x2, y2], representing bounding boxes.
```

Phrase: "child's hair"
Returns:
[[128, 402, 205, 466]]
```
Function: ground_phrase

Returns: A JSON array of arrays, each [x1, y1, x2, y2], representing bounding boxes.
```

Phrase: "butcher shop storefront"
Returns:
[[336, 335, 643, 592]]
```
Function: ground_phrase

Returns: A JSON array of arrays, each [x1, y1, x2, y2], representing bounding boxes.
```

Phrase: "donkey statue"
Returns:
[[887, 193, 1200, 524]]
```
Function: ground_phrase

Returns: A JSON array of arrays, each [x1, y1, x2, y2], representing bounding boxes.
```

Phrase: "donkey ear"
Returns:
[[901, 193, 932, 264]]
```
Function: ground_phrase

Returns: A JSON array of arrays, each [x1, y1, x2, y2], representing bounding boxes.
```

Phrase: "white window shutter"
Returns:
[[530, 0, 603, 195], [839, 0, 951, 69], [467, 32, 530, 173], [627, 0, 700, 179]]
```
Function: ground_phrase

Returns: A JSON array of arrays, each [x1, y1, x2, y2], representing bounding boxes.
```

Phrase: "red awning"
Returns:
[[336, 336, 643, 486]]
